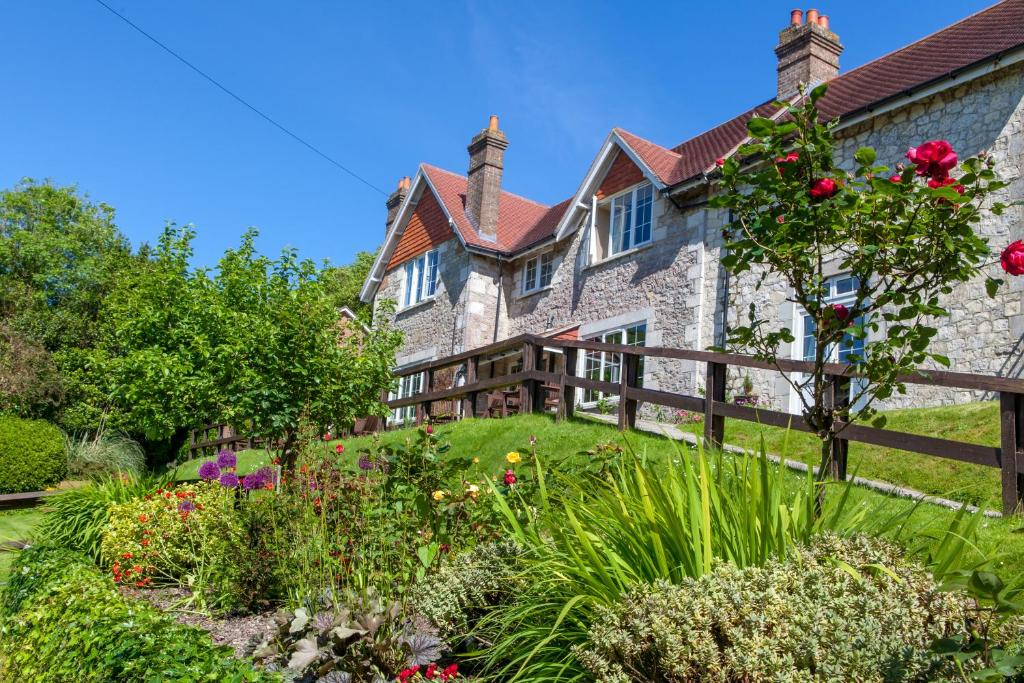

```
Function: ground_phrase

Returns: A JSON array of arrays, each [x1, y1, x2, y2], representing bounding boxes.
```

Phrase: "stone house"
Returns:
[[361, 2, 1024, 423]]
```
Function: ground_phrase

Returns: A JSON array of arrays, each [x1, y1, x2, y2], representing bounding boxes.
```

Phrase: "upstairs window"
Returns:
[[402, 249, 439, 308], [609, 183, 653, 255], [522, 252, 555, 293]]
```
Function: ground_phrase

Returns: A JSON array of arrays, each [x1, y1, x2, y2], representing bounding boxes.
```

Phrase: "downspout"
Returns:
[[493, 260, 503, 343], [715, 208, 733, 349]]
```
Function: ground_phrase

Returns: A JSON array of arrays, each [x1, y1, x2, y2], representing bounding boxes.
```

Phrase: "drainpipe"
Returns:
[[493, 260, 503, 343], [715, 208, 733, 349]]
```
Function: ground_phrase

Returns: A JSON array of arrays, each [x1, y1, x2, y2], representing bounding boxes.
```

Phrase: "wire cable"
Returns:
[[92, 0, 387, 196]]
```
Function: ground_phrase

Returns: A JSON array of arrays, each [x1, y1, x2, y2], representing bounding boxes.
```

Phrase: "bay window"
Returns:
[[402, 249, 439, 308]]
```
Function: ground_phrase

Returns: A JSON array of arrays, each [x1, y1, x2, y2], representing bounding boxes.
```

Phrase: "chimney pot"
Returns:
[[805, 8, 819, 24], [789, 9, 803, 26], [817, 14, 829, 30], [385, 175, 411, 236], [488, 115, 499, 131], [775, 8, 842, 100]]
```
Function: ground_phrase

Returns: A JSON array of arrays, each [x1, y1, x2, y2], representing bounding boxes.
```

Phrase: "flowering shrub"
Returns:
[[575, 534, 973, 682], [100, 481, 258, 611]]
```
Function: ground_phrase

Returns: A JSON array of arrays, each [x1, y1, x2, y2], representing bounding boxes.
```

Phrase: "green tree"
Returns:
[[321, 249, 377, 320], [0, 180, 134, 352], [711, 84, 1009, 481], [72, 226, 401, 465]]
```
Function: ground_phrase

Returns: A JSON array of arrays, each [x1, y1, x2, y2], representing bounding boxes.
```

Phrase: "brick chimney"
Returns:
[[465, 115, 507, 242], [385, 176, 410, 236], [774, 9, 843, 100]]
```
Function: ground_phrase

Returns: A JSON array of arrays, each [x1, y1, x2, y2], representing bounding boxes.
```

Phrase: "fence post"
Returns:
[[519, 342, 542, 415], [417, 368, 434, 426], [618, 352, 640, 431], [703, 361, 727, 449], [559, 347, 577, 422], [999, 391, 1023, 515], [823, 375, 850, 480], [462, 356, 479, 420]]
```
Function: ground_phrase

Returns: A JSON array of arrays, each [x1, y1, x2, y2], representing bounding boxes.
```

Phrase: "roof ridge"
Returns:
[[614, 127, 682, 157], [831, 0, 1016, 85], [421, 162, 551, 209], [669, 98, 778, 152]]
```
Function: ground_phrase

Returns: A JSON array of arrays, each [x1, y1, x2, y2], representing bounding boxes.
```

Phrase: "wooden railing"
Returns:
[[386, 333, 1024, 515]]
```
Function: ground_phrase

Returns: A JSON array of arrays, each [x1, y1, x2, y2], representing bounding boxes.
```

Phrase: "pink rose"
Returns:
[[906, 140, 958, 180], [1001, 241, 1024, 276], [503, 469, 517, 486], [809, 178, 839, 200]]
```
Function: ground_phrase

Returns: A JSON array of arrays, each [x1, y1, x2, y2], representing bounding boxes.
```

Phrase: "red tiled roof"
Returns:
[[422, 164, 570, 254]]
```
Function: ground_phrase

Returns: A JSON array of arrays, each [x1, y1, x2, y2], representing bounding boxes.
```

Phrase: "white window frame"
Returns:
[[521, 251, 555, 294], [578, 321, 647, 406], [789, 274, 868, 413], [401, 248, 439, 309], [390, 371, 424, 426], [605, 182, 654, 257]]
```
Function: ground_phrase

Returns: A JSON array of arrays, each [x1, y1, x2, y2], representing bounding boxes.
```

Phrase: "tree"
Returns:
[[321, 250, 377, 320], [0, 323, 62, 418], [711, 84, 1010, 481], [0, 180, 134, 352], [73, 225, 401, 465]]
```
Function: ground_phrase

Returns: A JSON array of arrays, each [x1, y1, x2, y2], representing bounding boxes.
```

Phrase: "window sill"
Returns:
[[585, 240, 654, 270], [514, 284, 554, 301], [396, 296, 436, 315]]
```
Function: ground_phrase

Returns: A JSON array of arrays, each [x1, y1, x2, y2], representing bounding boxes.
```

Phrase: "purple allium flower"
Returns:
[[219, 472, 240, 488], [198, 460, 221, 481], [216, 450, 237, 469], [357, 455, 374, 471], [177, 499, 196, 513], [242, 467, 274, 491]]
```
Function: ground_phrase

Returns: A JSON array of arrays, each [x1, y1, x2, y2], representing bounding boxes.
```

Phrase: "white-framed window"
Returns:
[[609, 182, 653, 256], [522, 252, 555, 293], [791, 274, 867, 412], [390, 372, 423, 426], [581, 322, 647, 404], [402, 249, 439, 309]]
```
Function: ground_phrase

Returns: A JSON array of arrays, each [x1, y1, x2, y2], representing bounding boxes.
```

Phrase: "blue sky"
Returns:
[[2, 1, 997, 267]]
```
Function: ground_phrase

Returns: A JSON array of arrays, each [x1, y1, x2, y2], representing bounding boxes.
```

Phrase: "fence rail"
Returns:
[[386, 333, 1024, 514]]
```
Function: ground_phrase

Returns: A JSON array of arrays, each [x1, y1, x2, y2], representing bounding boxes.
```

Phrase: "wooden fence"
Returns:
[[386, 333, 1024, 515]]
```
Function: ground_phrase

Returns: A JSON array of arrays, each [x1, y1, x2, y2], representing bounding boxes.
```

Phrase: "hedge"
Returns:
[[0, 546, 278, 682], [0, 416, 66, 494]]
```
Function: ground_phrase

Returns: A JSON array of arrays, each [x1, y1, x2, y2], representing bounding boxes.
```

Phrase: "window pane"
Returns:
[[834, 276, 859, 295], [802, 314, 816, 361], [425, 251, 439, 296], [539, 253, 554, 288], [611, 195, 631, 254], [524, 258, 537, 292], [584, 347, 602, 403], [626, 323, 646, 346], [413, 256, 425, 303], [633, 184, 653, 245], [404, 263, 414, 307], [838, 316, 865, 362]]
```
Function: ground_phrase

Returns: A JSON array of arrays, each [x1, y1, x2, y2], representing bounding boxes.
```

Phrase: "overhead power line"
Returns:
[[92, 0, 387, 196]]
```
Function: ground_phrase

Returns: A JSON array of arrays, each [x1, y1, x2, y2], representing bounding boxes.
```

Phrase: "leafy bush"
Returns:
[[0, 415, 65, 493], [0, 546, 278, 682], [100, 481, 261, 612], [37, 472, 167, 562], [410, 540, 523, 643], [575, 534, 971, 682], [65, 429, 145, 479]]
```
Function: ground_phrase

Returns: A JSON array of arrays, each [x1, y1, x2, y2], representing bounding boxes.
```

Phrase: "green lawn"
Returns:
[[724, 401, 1001, 508], [334, 413, 1024, 576], [172, 449, 274, 481]]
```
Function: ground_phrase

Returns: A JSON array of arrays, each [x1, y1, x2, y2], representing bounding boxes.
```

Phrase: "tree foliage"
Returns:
[[321, 249, 376, 320], [710, 84, 1009, 464]]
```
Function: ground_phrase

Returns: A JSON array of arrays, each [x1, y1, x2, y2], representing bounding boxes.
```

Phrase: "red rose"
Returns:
[[426, 424, 433, 435], [906, 140, 957, 180], [809, 178, 838, 200], [927, 176, 965, 194], [889, 174, 903, 183], [775, 215, 785, 224], [776, 152, 799, 165], [503, 469, 517, 486], [1001, 241, 1024, 276], [715, 157, 725, 167], [829, 303, 852, 325], [335, 443, 344, 454]]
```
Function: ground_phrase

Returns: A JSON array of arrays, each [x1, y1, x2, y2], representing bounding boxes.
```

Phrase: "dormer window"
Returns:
[[402, 249, 439, 308], [591, 182, 655, 263], [522, 252, 555, 294]]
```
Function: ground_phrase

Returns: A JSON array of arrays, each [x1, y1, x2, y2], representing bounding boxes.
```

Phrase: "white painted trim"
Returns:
[[337, 306, 370, 333], [579, 308, 655, 338], [395, 347, 437, 369]]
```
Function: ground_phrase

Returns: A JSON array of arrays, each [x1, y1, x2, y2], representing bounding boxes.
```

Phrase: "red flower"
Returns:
[[776, 152, 799, 164], [715, 157, 725, 167], [141, 539, 150, 547], [1001, 241, 1024, 276], [441, 664, 459, 680], [425, 663, 438, 679], [775, 215, 785, 225], [889, 174, 903, 183], [927, 176, 965, 194], [829, 303, 853, 326], [906, 140, 957, 180], [503, 469, 517, 486], [426, 424, 433, 435], [809, 178, 838, 200], [335, 443, 344, 454], [138, 514, 148, 523]]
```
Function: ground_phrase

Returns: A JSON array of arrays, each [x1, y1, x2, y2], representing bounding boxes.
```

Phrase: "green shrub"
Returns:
[[0, 546, 278, 682], [37, 473, 167, 562], [0, 416, 65, 493], [575, 534, 972, 683], [65, 430, 145, 479], [410, 540, 522, 642]]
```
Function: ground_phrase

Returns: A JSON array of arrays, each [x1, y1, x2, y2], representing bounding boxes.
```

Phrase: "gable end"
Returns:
[[386, 189, 454, 269]]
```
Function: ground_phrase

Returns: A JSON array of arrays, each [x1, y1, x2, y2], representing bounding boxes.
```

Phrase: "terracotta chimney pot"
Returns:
[[805, 8, 819, 25], [817, 14, 829, 30], [790, 9, 803, 26], [488, 115, 499, 131]]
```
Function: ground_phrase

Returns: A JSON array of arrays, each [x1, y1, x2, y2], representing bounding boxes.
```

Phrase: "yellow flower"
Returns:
[[472, 457, 480, 464], [506, 451, 522, 464], [432, 490, 446, 502]]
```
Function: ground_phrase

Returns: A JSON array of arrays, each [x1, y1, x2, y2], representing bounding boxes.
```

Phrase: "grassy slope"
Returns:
[[0, 508, 45, 581], [172, 449, 273, 481], [336, 413, 1024, 575], [724, 401, 1000, 507]]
